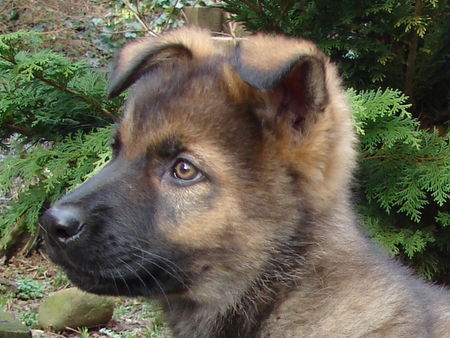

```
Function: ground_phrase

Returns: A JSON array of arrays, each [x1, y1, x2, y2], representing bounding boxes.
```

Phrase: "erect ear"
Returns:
[[234, 35, 328, 132], [108, 27, 215, 98]]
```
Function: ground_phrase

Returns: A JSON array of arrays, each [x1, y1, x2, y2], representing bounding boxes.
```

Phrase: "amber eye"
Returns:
[[172, 159, 200, 181]]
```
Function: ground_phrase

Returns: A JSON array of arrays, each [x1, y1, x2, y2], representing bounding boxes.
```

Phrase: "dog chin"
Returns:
[[62, 264, 186, 298]]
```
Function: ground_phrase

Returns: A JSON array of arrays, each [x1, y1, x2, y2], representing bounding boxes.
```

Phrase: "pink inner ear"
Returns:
[[236, 51, 328, 134], [286, 66, 309, 130], [273, 64, 312, 131]]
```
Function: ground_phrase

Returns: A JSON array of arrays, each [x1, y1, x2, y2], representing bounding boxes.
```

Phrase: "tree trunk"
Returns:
[[404, 0, 423, 103]]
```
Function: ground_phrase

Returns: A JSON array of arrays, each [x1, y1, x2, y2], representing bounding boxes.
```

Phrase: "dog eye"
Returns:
[[172, 159, 202, 181]]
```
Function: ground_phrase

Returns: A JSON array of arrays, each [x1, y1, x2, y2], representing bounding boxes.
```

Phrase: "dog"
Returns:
[[40, 27, 450, 337]]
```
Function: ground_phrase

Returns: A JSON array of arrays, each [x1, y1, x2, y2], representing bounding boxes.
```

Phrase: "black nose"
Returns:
[[40, 206, 86, 244]]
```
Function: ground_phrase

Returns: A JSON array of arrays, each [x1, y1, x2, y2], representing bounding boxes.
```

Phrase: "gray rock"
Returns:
[[38, 287, 114, 331], [0, 309, 31, 338]]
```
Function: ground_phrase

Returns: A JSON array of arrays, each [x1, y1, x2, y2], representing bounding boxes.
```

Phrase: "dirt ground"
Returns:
[[1, 251, 170, 337], [0, 0, 112, 58]]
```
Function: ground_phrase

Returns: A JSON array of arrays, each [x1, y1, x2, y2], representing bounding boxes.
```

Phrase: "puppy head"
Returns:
[[41, 27, 356, 311]]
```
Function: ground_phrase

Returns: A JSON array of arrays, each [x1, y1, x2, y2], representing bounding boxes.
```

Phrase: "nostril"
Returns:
[[41, 207, 86, 244], [54, 217, 85, 240]]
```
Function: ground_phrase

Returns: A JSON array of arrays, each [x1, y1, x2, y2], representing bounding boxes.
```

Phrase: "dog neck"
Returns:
[[163, 265, 307, 338], [160, 201, 363, 337], [161, 219, 318, 337]]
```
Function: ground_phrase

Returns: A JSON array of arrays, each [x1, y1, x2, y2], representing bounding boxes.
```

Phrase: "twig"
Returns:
[[224, 12, 237, 39], [4, 123, 35, 137], [363, 154, 448, 162], [102, 29, 148, 34], [180, 8, 189, 24], [0, 277, 17, 290], [34, 75, 117, 121], [122, 0, 159, 37], [65, 327, 83, 334], [162, 0, 180, 32], [274, 1, 290, 28]]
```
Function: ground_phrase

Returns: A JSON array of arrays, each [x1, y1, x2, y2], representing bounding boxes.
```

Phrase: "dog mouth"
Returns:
[[63, 265, 178, 297], [46, 243, 189, 298]]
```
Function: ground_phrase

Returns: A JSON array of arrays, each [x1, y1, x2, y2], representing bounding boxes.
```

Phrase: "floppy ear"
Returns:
[[234, 35, 328, 132], [108, 42, 192, 98], [108, 27, 216, 98]]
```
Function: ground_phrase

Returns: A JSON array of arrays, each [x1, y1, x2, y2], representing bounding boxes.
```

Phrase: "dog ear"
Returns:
[[108, 27, 215, 98], [234, 35, 328, 132], [108, 41, 192, 98]]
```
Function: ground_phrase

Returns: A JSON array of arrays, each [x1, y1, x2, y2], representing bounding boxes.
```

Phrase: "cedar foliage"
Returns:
[[0, 30, 449, 281], [350, 88, 449, 280]]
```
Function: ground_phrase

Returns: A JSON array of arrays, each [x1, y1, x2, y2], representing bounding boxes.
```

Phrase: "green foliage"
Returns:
[[349, 88, 450, 280], [16, 278, 46, 300], [0, 126, 113, 240], [52, 271, 71, 289], [0, 31, 120, 142], [223, 0, 449, 122], [19, 309, 39, 328], [78, 327, 90, 338], [436, 212, 450, 227], [0, 31, 121, 254], [94, 0, 215, 53]]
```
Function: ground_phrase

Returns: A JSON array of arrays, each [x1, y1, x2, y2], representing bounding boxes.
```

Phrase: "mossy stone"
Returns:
[[38, 287, 114, 331]]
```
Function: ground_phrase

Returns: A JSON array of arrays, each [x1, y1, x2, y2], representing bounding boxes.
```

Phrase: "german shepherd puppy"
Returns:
[[41, 27, 450, 337]]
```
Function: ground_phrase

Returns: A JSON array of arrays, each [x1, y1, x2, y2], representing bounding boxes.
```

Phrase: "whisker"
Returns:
[[102, 262, 120, 296], [118, 257, 149, 292], [129, 244, 187, 279], [113, 265, 132, 297], [131, 252, 184, 284], [38, 222, 67, 252], [130, 250, 187, 286], [129, 258, 172, 311]]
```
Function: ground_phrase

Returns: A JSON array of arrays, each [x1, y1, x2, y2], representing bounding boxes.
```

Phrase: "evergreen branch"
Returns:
[[0, 54, 117, 122], [4, 123, 35, 137], [363, 154, 448, 162], [33, 74, 117, 121], [241, 0, 271, 27]]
